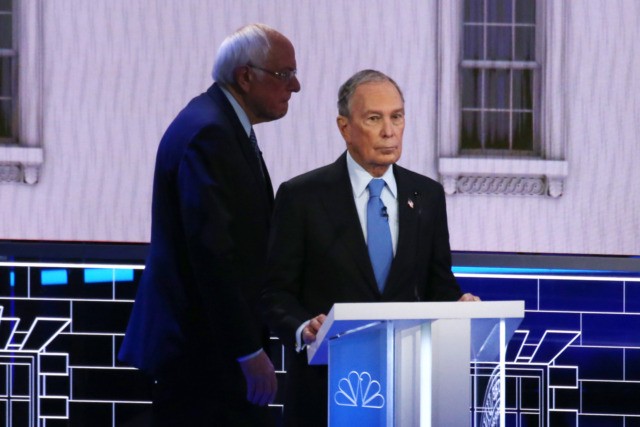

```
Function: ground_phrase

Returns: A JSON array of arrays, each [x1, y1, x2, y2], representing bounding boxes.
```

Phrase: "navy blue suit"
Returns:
[[262, 153, 462, 427], [120, 83, 275, 426]]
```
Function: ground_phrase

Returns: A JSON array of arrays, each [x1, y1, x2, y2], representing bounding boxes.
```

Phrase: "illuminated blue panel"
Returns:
[[505, 331, 527, 361], [453, 266, 601, 275], [625, 282, 640, 313], [10, 271, 14, 287], [114, 269, 134, 282], [452, 266, 640, 277], [519, 311, 581, 342], [84, 268, 134, 284], [41, 269, 68, 286], [84, 269, 112, 283], [556, 347, 623, 381], [540, 279, 624, 313], [530, 331, 579, 363], [582, 314, 640, 347]]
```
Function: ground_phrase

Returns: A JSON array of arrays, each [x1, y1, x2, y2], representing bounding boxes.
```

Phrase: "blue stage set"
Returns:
[[0, 242, 638, 426]]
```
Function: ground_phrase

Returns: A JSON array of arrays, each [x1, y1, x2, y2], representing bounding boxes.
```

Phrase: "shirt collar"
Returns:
[[220, 85, 252, 137], [346, 151, 397, 199]]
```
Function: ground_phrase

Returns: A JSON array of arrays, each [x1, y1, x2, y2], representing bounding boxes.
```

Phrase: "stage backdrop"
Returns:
[[0, 0, 638, 256]]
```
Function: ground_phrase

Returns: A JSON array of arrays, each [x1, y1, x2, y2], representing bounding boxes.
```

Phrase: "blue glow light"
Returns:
[[114, 269, 134, 282], [452, 266, 616, 275], [84, 268, 134, 284], [10, 271, 14, 287], [41, 269, 68, 286]]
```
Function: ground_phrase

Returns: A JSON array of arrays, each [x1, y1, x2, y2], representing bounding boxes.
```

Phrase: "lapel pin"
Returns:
[[407, 198, 414, 209]]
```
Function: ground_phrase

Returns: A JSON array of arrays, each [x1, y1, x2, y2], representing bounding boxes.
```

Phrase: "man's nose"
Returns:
[[381, 118, 395, 137], [288, 75, 301, 93]]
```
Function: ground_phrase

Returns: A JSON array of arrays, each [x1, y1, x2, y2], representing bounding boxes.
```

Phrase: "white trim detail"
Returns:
[[439, 157, 568, 197], [0, 145, 44, 184], [437, 0, 568, 198]]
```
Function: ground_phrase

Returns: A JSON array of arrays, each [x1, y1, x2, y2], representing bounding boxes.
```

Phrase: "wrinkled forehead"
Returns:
[[351, 82, 404, 113]]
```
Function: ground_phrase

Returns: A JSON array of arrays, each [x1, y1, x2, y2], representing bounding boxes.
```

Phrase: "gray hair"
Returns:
[[337, 69, 405, 117], [212, 23, 275, 85]]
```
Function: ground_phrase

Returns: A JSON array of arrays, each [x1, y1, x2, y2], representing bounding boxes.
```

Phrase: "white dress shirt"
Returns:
[[296, 152, 399, 351]]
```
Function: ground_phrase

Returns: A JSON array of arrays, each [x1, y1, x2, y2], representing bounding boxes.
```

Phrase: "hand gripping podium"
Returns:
[[307, 301, 524, 427]]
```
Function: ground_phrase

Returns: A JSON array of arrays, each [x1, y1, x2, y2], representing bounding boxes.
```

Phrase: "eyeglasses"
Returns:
[[248, 64, 297, 82]]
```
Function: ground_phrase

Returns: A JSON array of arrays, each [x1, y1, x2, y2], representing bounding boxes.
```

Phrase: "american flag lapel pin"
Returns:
[[407, 198, 414, 209]]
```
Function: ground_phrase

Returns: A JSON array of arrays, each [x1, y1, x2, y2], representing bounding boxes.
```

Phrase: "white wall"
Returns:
[[1, 0, 638, 256]]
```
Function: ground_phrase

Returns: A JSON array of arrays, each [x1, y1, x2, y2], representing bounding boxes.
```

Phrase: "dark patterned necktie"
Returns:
[[249, 128, 265, 179]]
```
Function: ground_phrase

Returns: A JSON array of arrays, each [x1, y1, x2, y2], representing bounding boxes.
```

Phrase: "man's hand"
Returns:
[[302, 314, 326, 345], [238, 351, 277, 406], [458, 293, 481, 302]]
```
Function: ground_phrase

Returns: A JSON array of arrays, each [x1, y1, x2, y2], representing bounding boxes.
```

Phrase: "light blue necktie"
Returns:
[[367, 179, 393, 292]]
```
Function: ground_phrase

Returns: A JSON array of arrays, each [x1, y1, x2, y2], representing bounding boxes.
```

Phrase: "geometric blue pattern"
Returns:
[[1, 256, 639, 426], [461, 272, 640, 426]]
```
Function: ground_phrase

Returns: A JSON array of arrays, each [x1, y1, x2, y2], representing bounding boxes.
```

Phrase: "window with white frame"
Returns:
[[0, 0, 16, 143], [461, 0, 537, 155], [0, 0, 44, 185], [438, 0, 568, 197]]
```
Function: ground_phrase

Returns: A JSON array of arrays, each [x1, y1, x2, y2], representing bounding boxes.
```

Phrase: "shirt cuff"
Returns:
[[295, 320, 311, 353], [237, 348, 263, 362]]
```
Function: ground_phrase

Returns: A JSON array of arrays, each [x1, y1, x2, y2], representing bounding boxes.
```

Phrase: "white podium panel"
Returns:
[[307, 301, 525, 427]]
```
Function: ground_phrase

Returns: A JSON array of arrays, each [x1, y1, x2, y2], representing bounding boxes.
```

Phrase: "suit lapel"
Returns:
[[208, 84, 274, 209], [320, 154, 379, 293], [384, 166, 419, 295]]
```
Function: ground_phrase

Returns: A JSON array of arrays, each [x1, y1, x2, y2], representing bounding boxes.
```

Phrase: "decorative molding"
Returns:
[[456, 176, 546, 196], [439, 157, 568, 197], [0, 145, 44, 184]]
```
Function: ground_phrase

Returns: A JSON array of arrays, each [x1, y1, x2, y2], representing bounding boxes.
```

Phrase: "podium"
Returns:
[[307, 301, 524, 427]]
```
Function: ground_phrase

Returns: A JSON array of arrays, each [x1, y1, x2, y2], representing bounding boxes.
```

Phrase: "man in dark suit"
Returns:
[[262, 69, 479, 427], [119, 23, 300, 426]]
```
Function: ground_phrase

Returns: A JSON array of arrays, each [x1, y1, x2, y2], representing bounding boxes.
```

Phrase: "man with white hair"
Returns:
[[120, 23, 300, 426]]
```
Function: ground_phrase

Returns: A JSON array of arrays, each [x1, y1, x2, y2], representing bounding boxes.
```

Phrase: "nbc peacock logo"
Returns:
[[334, 371, 385, 409]]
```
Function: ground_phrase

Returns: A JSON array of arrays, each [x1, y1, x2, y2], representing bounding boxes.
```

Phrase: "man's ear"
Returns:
[[234, 66, 252, 93], [336, 115, 350, 140]]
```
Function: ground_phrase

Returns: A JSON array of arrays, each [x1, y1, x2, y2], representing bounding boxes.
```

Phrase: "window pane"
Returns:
[[0, 99, 12, 137], [0, 57, 11, 97], [515, 26, 535, 61], [461, 112, 482, 150], [516, 0, 536, 24], [463, 25, 484, 60], [513, 112, 533, 150], [487, 0, 513, 24], [0, 15, 11, 49], [486, 69, 510, 109], [464, 0, 484, 23], [512, 69, 533, 110], [0, 0, 11, 13], [485, 112, 510, 149], [487, 26, 512, 60], [462, 68, 482, 108]]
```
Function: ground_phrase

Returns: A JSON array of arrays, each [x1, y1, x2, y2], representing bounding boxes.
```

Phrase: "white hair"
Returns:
[[212, 23, 275, 85]]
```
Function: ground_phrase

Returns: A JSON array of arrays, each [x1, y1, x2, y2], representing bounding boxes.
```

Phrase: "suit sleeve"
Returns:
[[425, 185, 463, 301], [177, 126, 263, 359], [262, 181, 314, 349]]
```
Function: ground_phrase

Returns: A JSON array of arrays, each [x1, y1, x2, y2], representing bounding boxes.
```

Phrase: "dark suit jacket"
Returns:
[[119, 83, 274, 391], [262, 152, 461, 426]]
